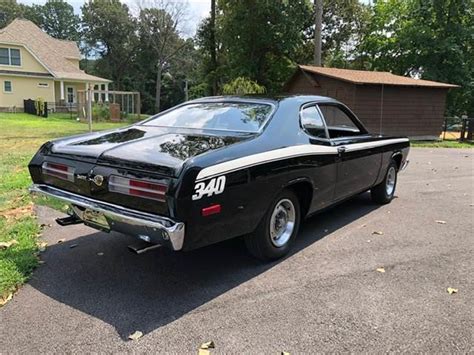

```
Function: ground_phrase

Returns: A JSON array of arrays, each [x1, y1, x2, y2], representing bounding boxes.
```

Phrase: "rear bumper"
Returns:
[[29, 184, 185, 251]]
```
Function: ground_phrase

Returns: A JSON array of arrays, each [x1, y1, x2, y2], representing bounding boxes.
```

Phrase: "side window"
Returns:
[[300, 106, 327, 139], [319, 105, 361, 138]]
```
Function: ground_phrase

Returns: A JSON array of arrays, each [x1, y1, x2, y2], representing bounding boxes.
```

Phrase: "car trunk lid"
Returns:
[[50, 126, 249, 177]]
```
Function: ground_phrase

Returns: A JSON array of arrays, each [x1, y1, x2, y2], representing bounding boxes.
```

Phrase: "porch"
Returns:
[[51, 80, 111, 113]]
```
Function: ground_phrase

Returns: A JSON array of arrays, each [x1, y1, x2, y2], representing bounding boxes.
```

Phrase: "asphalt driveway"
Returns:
[[1, 148, 472, 353]]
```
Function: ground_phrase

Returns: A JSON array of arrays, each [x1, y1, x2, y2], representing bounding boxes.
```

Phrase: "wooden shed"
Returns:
[[284, 65, 459, 140]]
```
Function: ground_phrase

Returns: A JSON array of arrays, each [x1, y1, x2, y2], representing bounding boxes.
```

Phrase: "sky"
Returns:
[[19, 0, 211, 37]]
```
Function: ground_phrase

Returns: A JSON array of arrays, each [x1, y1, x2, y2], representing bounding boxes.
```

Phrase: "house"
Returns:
[[0, 18, 111, 112], [284, 65, 459, 140]]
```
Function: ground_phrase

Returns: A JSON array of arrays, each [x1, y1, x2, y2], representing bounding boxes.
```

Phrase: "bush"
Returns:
[[222, 77, 266, 95], [92, 103, 110, 121]]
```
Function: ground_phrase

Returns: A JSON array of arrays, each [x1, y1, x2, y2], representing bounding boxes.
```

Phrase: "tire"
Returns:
[[371, 159, 398, 204], [245, 189, 301, 261]]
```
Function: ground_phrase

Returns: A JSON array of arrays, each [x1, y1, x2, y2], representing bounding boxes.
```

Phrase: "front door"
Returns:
[[318, 103, 381, 201], [299, 104, 337, 212], [66, 86, 76, 104]]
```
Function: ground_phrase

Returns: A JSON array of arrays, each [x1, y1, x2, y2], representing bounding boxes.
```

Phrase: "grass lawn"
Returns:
[[411, 140, 474, 148], [0, 112, 130, 304]]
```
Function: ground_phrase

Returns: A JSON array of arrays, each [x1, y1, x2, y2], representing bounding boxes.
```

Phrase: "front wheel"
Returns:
[[245, 189, 301, 261], [371, 159, 398, 204]]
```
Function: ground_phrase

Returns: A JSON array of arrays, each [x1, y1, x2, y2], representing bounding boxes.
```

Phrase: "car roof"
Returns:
[[187, 95, 340, 105]]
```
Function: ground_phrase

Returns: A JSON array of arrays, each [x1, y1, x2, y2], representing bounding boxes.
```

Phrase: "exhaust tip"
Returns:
[[128, 243, 161, 254]]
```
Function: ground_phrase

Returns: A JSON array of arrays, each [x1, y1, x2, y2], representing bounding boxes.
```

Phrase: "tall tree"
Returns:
[[81, 0, 137, 90], [36, 0, 80, 41], [298, 0, 370, 67], [314, 0, 323, 66], [209, 0, 217, 94], [217, 0, 313, 92], [138, 0, 188, 112], [195, 5, 224, 97]]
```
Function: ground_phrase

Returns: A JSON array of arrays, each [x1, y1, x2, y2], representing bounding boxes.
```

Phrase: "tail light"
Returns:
[[109, 175, 167, 202], [42, 162, 74, 182], [202, 204, 221, 217]]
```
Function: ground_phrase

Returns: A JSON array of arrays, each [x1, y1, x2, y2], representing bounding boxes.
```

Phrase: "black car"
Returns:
[[29, 95, 409, 260]]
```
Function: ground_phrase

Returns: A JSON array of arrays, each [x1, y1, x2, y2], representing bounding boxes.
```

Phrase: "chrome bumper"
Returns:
[[29, 184, 185, 251]]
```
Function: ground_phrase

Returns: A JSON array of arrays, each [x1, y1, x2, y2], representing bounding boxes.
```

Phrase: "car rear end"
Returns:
[[29, 142, 185, 250]]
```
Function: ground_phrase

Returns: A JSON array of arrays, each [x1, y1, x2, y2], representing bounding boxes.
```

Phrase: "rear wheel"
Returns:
[[245, 189, 300, 261], [371, 159, 398, 204]]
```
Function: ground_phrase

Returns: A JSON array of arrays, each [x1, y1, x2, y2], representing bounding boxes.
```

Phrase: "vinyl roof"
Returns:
[[299, 65, 459, 88]]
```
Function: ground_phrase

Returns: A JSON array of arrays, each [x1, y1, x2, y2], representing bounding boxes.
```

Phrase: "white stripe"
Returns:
[[344, 138, 409, 152], [196, 138, 408, 181]]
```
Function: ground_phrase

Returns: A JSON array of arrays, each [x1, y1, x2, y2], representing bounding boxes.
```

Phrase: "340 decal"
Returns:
[[192, 176, 226, 200]]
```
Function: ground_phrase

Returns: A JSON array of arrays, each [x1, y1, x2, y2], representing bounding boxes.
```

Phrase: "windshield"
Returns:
[[142, 102, 274, 132]]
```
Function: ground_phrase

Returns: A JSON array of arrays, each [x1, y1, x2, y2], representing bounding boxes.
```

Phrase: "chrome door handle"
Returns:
[[337, 146, 346, 154]]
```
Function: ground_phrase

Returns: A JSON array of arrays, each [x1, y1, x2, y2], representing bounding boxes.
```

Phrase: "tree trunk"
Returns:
[[155, 64, 162, 113], [314, 0, 323, 66], [210, 0, 217, 95]]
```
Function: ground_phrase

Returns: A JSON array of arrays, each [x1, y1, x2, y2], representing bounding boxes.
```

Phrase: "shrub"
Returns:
[[222, 77, 266, 95]]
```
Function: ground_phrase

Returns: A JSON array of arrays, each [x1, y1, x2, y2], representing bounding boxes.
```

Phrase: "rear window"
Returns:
[[143, 102, 273, 132]]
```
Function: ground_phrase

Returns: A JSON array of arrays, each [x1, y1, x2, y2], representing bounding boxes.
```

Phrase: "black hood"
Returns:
[[49, 126, 251, 177]]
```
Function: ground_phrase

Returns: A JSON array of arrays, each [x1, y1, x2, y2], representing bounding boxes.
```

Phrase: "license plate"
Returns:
[[83, 209, 110, 230]]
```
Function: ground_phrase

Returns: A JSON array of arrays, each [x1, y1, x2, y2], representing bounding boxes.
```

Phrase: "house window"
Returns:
[[38, 82, 49, 88], [0, 48, 21, 66], [4, 80, 12, 93], [66, 86, 75, 103]]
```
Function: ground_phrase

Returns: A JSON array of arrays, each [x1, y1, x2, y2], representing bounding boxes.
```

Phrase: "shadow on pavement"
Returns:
[[30, 192, 379, 339]]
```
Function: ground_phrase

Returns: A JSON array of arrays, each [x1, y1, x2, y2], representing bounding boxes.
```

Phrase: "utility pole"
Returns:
[[210, 0, 217, 95], [314, 0, 323, 66], [184, 79, 189, 101]]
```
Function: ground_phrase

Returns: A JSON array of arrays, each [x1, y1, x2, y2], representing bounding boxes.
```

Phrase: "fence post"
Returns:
[[87, 83, 92, 133], [460, 115, 467, 142], [443, 116, 448, 140], [136, 92, 141, 120]]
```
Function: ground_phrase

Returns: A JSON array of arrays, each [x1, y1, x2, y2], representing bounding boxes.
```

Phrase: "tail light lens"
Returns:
[[42, 162, 75, 182], [109, 175, 167, 202]]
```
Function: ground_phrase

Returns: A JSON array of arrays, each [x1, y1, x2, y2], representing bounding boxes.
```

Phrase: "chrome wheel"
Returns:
[[269, 198, 296, 247], [386, 166, 396, 195]]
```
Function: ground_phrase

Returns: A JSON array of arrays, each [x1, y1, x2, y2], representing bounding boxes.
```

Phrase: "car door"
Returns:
[[317, 103, 381, 201], [299, 104, 337, 212]]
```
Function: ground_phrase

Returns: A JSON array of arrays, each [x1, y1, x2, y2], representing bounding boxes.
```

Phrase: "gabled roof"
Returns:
[[0, 19, 111, 83], [299, 65, 459, 88]]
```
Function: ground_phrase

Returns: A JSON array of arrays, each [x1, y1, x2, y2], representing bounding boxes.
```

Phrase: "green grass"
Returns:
[[411, 140, 474, 148], [0, 112, 129, 303]]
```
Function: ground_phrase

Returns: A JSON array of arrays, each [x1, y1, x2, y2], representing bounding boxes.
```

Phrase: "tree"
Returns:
[[0, 1, 40, 29], [36, 0, 80, 41], [359, 0, 474, 116], [209, 0, 218, 94], [297, 0, 370, 68], [81, 0, 137, 90], [138, 0, 188, 112], [217, 0, 313, 93], [195, 6, 225, 97], [314, 0, 323, 66]]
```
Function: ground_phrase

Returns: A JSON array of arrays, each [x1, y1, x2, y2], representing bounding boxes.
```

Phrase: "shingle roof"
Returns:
[[299, 65, 458, 88], [0, 19, 110, 83]]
